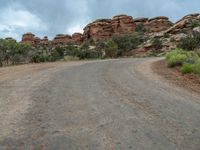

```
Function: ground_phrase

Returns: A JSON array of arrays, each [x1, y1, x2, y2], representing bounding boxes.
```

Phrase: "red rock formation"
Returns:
[[83, 19, 113, 41], [72, 33, 83, 44], [21, 32, 35, 45], [111, 15, 135, 35], [52, 34, 72, 45], [133, 16, 173, 33], [145, 16, 173, 32]]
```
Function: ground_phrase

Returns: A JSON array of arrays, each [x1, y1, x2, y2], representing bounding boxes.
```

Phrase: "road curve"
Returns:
[[0, 58, 199, 150]]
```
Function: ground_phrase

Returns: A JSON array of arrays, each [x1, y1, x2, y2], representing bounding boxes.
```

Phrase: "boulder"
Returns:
[[193, 26, 200, 33]]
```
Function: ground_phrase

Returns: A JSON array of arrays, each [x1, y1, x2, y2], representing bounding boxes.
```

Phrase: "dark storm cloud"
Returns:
[[0, 0, 199, 40]]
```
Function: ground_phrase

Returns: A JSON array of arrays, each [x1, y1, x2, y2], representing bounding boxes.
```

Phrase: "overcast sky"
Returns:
[[0, 0, 199, 41]]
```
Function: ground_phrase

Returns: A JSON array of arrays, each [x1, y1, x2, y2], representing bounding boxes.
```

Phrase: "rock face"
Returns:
[[111, 15, 135, 35], [146, 16, 173, 32], [52, 34, 72, 45], [21, 32, 36, 45], [71, 33, 83, 44], [83, 15, 136, 41], [165, 13, 200, 34], [134, 16, 173, 33], [83, 19, 113, 41], [83, 14, 173, 41]]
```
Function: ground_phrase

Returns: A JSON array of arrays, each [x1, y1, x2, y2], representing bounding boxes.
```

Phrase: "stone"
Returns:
[[193, 26, 200, 33]]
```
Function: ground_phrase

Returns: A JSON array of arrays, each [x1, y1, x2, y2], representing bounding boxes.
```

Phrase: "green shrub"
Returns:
[[191, 20, 200, 28], [152, 38, 163, 53], [64, 56, 79, 61], [135, 23, 146, 32], [185, 51, 199, 63], [193, 59, 200, 75], [166, 49, 187, 67], [105, 40, 118, 58], [181, 63, 194, 74]]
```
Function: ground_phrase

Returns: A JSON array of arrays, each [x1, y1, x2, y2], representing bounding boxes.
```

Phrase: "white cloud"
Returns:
[[66, 24, 84, 35], [0, 3, 47, 40]]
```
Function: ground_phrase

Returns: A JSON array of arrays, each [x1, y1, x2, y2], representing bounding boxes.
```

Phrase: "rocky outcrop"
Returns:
[[83, 19, 113, 41], [82, 14, 174, 41], [21, 32, 36, 45], [134, 16, 173, 33], [83, 15, 136, 41], [72, 33, 83, 44], [52, 34, 72, 45], [165, 13, 200, 34], [146, 16, 173, 32], [111, 15, 135, 35]]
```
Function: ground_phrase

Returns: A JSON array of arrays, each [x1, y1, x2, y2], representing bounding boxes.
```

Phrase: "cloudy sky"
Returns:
[[0, 0, 199, 41]]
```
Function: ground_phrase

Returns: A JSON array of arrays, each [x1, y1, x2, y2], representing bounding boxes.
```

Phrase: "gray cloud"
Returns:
[[0, 0, 199, 40]]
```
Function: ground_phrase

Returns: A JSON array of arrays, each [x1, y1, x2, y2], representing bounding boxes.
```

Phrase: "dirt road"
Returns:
[[0, 58, 199, 150]]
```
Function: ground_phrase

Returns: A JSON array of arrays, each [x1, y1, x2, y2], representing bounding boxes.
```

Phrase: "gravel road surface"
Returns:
[[0, 58, 199, 150]]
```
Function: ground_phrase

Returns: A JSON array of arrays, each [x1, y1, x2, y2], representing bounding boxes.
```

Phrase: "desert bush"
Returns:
[[152, 38, 163, 51], [105, 40, 118, 58], [193, 59, 200, 75], [191, 20, 200, 28], [181, 63, 194, 74], [166, 49, 187, 67], [178, 36, 199, 50], [166, 49, 200, 75], [77, 49, 102, 59], [135, 23, 146, 33], [64, 56, 79, 61]]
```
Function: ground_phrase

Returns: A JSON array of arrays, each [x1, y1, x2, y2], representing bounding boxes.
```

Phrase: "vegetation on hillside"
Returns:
[[165, 31, 200, 76], [0, 33, 144, 67], [166, 49, 200, 75]]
